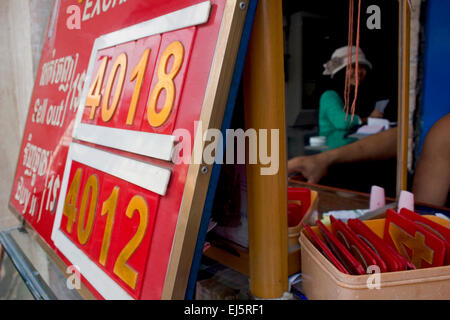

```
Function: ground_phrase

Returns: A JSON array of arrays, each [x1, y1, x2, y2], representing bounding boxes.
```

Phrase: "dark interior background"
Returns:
[[283, 0, 398, 116], [283, 0, 399, 196]]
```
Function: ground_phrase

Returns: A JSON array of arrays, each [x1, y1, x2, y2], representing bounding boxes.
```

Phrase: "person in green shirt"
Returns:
[[319, 90, 361, 149], [319, 46, 384, 150]]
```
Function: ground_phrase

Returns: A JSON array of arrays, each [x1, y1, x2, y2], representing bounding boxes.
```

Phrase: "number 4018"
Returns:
[[86, 41, 184, 128]]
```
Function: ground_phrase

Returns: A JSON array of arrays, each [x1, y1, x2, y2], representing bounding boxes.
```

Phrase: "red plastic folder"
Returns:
[[329, 216, 378, 272], [347, 218, 412, 272], [348, 219, 388, 272], [399, 208, 450, 265], [302, 223, 349, 274], [384, 209, 446, 268], [317, 220, 366, 275]]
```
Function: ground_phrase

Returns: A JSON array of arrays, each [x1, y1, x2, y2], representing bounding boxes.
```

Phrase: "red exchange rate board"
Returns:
[[9, 0, 249, 299]]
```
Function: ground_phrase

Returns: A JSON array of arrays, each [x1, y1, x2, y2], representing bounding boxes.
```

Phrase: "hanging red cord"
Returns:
[[344, 0, 354, 117], [344, 0, 362, 122], [351, 0, 362, 122]]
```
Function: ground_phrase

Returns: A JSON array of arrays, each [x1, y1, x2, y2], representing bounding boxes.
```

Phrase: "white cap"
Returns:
[[323, 46, 372, 77]]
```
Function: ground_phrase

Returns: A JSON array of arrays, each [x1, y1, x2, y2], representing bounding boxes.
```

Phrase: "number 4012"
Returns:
[[63, 168, 149, 290]]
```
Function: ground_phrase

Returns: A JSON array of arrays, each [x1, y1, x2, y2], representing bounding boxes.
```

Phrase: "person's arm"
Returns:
[[321, 91, 361, 130], [412, 114, 450, 207], [288, 127, 398, 183]]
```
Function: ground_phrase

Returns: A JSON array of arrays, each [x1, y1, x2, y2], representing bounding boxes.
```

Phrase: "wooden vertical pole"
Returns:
[[397, 0, 411, 196], [243, 0, 288, 299]]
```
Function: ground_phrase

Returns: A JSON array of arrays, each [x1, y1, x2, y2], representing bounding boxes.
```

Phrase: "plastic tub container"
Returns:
[[299, 216, 450, 300]]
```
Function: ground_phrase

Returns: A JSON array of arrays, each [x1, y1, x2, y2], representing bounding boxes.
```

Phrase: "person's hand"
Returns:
[[369, 109, 384, 119], [287, 153, 332, 184]]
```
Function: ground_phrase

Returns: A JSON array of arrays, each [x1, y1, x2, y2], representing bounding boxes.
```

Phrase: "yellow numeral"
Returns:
[[127, 49, 151, 125], [102, 53, 128, 122], [113, 195, 148, 290], [63, 168, 82, 234], [77, 174, 99, 245], [147, 41, 184, 127], [99, 186, 119, 266], [86, 57, 108, 119]]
